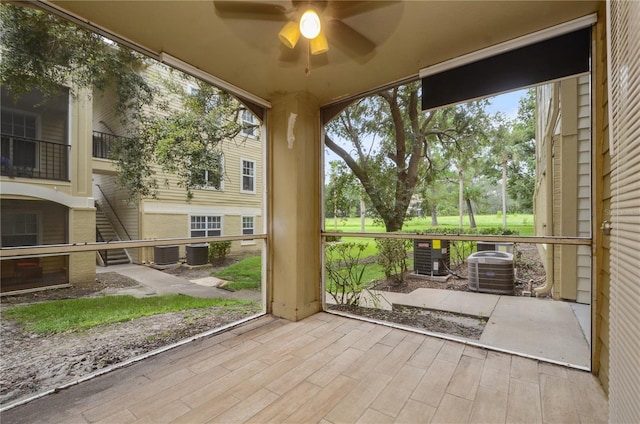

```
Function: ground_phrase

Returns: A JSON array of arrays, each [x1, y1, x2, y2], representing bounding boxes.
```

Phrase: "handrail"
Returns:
[[0, 234, 267, 259], [321, 231, 592, 246], [94, 183, 132, 241], [92, 130, 132, 159]]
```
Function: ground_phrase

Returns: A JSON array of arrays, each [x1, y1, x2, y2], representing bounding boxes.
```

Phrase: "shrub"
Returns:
[[375, 238, 411, 284], [325, 230, 343, 243], [208, 241, 231, 265], [325, 242, 373, 306]]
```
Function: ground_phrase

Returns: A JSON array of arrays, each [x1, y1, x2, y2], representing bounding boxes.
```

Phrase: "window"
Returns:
[[190, 215, 221, 237], [1, 109, 38, 169], [241, 110, 258, 138], [1, 212, 39, 247], [241, 216, 255, 245], [198, 169, 223, 190], [195, 156, 224, 190], [241, 159, 255, 193], [242, 216, 254, 235], [1, 109, 37, 138]]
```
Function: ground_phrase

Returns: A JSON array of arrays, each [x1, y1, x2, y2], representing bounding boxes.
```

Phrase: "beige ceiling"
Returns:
[[50, 1, 601, 107]]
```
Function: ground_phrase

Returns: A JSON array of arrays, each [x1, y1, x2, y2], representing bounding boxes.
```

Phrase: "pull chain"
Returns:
[[305, 39, 311, 76]]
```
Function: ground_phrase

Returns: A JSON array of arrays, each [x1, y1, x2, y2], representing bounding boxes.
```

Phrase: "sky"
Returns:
[[486, 88, 526, 120]]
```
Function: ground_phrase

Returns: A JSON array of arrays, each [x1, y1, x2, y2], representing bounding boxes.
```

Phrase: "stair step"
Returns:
[[105, 258, 130, 265], [95, 202, 130, 266]]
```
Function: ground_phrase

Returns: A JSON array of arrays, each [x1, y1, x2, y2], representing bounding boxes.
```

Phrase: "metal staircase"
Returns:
[[95, 204, 130, 266]]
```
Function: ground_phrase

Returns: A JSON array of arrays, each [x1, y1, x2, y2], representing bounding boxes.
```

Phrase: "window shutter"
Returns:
[[607, 1, 640, 423]]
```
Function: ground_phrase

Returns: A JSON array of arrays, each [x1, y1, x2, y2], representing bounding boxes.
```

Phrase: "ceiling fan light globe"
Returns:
[[278, 21, 300, 49], [300, 10, 321, 39], [310, 31, 329, 55]]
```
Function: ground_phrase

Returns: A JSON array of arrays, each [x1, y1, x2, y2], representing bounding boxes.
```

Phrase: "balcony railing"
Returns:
[[1, 134, 70, 181], [94, 131, 130, 159]]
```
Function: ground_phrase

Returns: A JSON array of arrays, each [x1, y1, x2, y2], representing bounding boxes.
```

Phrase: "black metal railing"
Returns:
[[93, 131, 132, 159], [95, 184, 132, 241], [1, 134, 70, 181]]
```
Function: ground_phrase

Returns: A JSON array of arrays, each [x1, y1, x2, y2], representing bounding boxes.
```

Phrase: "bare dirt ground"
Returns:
[[1, 244, 546, 407], [328, 243, 547, 341], [0, 270, 260, 406]]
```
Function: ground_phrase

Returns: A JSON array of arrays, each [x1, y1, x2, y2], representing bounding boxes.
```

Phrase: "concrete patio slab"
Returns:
[[480, 296, 590, 368], [96, 264, 261, 301], [393, 288, 500, 318]]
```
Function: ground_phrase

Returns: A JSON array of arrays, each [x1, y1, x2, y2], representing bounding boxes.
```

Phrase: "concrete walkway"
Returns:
[[96, 264, 261, 302], [330, 287, 591, 368]]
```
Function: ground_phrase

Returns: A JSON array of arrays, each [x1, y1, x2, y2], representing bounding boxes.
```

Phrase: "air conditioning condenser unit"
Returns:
[[413, 239, 450, 277], [467, 251, 515, 295]]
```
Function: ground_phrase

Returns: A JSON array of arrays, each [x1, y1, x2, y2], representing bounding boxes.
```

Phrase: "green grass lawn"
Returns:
[[3, 295, 258, 334], [324, 214, 533, 263], [325, 214, 534, 235], [213, 255, 262, 291]]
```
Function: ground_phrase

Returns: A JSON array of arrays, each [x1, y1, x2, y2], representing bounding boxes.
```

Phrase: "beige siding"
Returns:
[[593, 11, 610, 392], [536, 75, 592, 303], [40, 110, 67, 143], [576, 74, 592, 304], [140, 213, 186, 263], [92, 61, 265, 264], [606, 1, 640, 421]]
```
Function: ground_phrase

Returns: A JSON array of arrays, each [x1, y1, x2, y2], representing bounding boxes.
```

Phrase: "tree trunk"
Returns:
[[431, 206, 438, 226], [466, 197, 477, 228], [458, 169, 464, 229], [360, 195, 366, 233], [430, 185, 438, 226], [502, 157, 508, 229]]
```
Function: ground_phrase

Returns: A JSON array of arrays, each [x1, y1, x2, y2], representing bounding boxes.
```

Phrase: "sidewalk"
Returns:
[[329, 286, 591, 368], [96, 263, 261, 302]]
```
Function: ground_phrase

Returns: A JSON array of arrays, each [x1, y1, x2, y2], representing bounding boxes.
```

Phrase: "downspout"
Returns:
[[535, 85, 560, 297]]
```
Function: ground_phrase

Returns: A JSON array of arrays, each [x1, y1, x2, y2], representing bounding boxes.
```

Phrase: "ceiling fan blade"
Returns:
[[327, 1, 396, 20], [213, 1, 289, 20], [325, 19, 375, 57]]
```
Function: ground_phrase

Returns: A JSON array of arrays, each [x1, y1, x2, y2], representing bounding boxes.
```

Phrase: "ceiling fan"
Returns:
[[213, 1, 387, 58]]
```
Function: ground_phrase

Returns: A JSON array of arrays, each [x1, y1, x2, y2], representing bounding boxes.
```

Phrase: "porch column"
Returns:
[[267, 92, 322, 321], [68, 207, 97, 286]]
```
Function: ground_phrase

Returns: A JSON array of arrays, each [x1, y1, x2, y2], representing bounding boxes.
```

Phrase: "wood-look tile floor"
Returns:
[[2, 313, 608, 424]]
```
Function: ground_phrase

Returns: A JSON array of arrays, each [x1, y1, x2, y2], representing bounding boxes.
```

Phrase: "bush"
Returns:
[[325, 230, 343, 243], [325, 242, 373, 306], [208, 241, 231, 265], [375, 238, 411, 284]]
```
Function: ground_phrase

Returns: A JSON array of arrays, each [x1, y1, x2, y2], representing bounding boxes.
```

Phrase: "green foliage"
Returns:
[[115, 74, 250, 201], [0, 4, 154, 121], [325, 161, 359, 219], [213, 255, 261, 291], [326, 81, 494, 232], [325, 242, 373, 306], [375, 238, 412, 284], [209, 241, 232, 265], [325, 230, 343, 243], [1, 4, 252, 201], [3, 295, 258, 334]]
